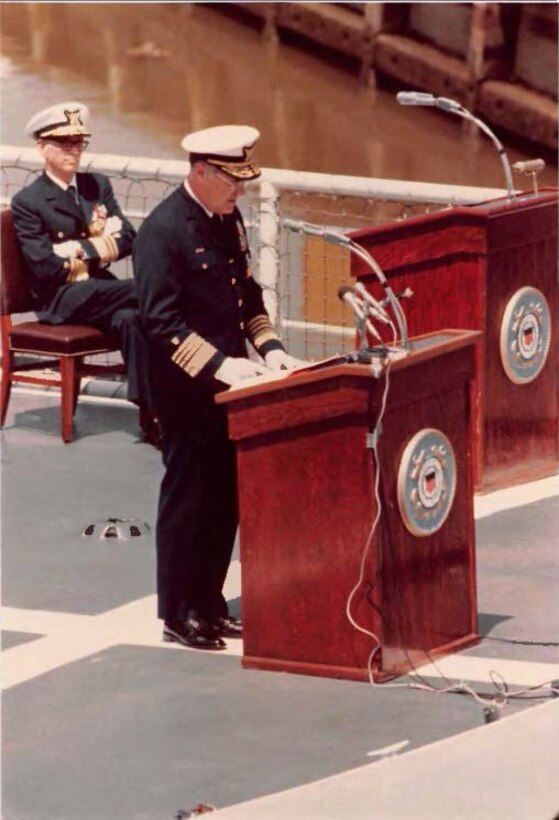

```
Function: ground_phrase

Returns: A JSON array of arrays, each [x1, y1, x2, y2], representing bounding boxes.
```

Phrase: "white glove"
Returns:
[[103, 215, 122, 236], [215, 357, 267, 386], [52, 240, 83, 259], [264, 349, 306, 372]]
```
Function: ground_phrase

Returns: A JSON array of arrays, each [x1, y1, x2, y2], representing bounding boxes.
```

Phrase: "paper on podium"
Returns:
[[226, 354, 350, 391]]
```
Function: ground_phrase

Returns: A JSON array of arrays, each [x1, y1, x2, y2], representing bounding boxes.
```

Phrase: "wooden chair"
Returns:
[[1, 208, 126, 442]]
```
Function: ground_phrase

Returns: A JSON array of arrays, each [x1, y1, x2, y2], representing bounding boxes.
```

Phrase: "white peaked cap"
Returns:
[[181, 125, 261, 180], [25, 101, 91, 139]]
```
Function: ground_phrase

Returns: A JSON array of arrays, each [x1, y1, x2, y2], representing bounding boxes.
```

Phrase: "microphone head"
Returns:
[[337, 284, 353, 300], [512, 159, 545, 174], [396, 91, 414, 105], [396, 91, 437, 107]]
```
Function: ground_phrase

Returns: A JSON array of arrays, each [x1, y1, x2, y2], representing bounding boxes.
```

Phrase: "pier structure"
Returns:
[[225, 2, 558, 151]]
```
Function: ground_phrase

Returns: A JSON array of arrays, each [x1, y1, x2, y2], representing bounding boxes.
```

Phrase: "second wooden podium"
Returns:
[[217, 330, 480, 683], [350, 189, 558, 491]]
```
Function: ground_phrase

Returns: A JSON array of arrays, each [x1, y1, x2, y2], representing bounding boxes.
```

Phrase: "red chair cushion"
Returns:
[[9, 321, 117, 355]]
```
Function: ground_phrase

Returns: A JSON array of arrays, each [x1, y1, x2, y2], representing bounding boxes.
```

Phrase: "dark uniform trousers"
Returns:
[[11, 171, 152, 408], [155, 393, 237, 622], [134, 187, 285, 624], [47, 278, 152, 407]]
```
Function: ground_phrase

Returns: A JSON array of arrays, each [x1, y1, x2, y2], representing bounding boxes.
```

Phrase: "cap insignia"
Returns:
[[64, 109, 84, 128]]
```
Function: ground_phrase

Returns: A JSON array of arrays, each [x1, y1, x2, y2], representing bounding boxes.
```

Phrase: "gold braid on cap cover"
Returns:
[[40, 109, 90, 138], [205, 158, 261, 179], [204, 146, 260, 179]]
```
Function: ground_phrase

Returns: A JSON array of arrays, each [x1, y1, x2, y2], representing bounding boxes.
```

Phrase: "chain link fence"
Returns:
[[2, 146, 505, 371]]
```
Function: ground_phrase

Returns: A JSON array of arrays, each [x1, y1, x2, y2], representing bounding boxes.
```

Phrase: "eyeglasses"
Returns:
[[44, 139, 90, 152], [207, 165, 244, 190]]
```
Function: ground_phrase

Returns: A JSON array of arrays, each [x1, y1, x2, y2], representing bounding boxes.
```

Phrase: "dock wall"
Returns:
[[223, 2, 558, 151]]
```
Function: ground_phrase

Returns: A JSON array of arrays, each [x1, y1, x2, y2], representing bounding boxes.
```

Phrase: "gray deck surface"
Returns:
[[1, 389, 558, 820]]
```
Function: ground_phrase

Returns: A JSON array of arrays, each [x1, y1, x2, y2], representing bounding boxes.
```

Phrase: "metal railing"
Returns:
[[1, 145, 505, 359]]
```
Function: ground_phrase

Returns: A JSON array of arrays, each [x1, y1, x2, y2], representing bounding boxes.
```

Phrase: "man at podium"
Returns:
[[134, 125, 299, 651]]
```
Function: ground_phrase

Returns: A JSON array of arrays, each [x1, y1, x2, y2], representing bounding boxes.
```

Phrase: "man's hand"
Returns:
[[264, 349, 306, 372], [52, 240, 83, 258], [103, 215, 122, 236], [215, 357, 267, 386]]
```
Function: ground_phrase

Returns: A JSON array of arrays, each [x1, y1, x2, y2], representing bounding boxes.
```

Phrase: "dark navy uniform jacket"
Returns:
[[11, 171, 136, 318], [133, 185, 283, 414]]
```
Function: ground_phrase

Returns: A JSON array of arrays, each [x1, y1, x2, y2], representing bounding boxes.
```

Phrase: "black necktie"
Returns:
[[67, 184, 79, 205]]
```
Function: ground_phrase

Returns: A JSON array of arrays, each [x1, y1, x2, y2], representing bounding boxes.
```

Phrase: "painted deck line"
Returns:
[[11, 384, 130, 406], [412, 652, 559, 688], [473, 473, 559, 519], [2, 590, 557, 692], [210, 700, 559, 819], [1, 607, 92, 634], [1, 587, 243, 692]]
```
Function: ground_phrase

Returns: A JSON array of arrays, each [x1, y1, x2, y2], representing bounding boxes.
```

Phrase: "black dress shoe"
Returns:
[[210, 615, 243, 638], [163, 617, 226, 650]]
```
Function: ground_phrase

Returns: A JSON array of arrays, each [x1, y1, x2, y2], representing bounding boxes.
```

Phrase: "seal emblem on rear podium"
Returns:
[[397, 429, 457, 537], [499, 286, 551, 384]]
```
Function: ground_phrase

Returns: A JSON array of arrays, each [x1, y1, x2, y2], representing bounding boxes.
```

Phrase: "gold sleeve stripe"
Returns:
[[173, 338, 204, 368], [253, 329, 280, 346], [246, 316, 272, 335], [88, 235, 119, 263], [171, 332, 218, 377], [106, 234, 119, 259], [246, 315, 280, 348], [66, 258, 90, 282]]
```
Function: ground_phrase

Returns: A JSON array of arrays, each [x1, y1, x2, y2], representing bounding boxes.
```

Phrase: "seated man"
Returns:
[[11, 100, 158, 444]]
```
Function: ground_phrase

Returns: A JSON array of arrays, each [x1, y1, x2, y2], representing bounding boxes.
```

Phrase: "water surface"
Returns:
[[2, 3, 557, 189]]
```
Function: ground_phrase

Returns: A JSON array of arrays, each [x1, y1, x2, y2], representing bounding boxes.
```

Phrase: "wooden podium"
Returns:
[[217, 330, 480, 683], [350, 189, 559, 491]]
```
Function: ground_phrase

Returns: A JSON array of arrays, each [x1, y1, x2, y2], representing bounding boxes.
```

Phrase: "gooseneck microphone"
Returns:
[[396, 90, 515, 200], [396, 91, 462, 112], [353, 282, 391, 325], [337, 285, 382, 342], [284, 219, 410, 349], [282, 219, 351, 247], [396, 91, 438, 108], [337, 285, 365, 319]]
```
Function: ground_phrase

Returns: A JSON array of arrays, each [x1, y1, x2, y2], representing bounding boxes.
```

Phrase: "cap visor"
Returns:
[[38, 125, 91, 138], [207, 158, 261, 180]]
